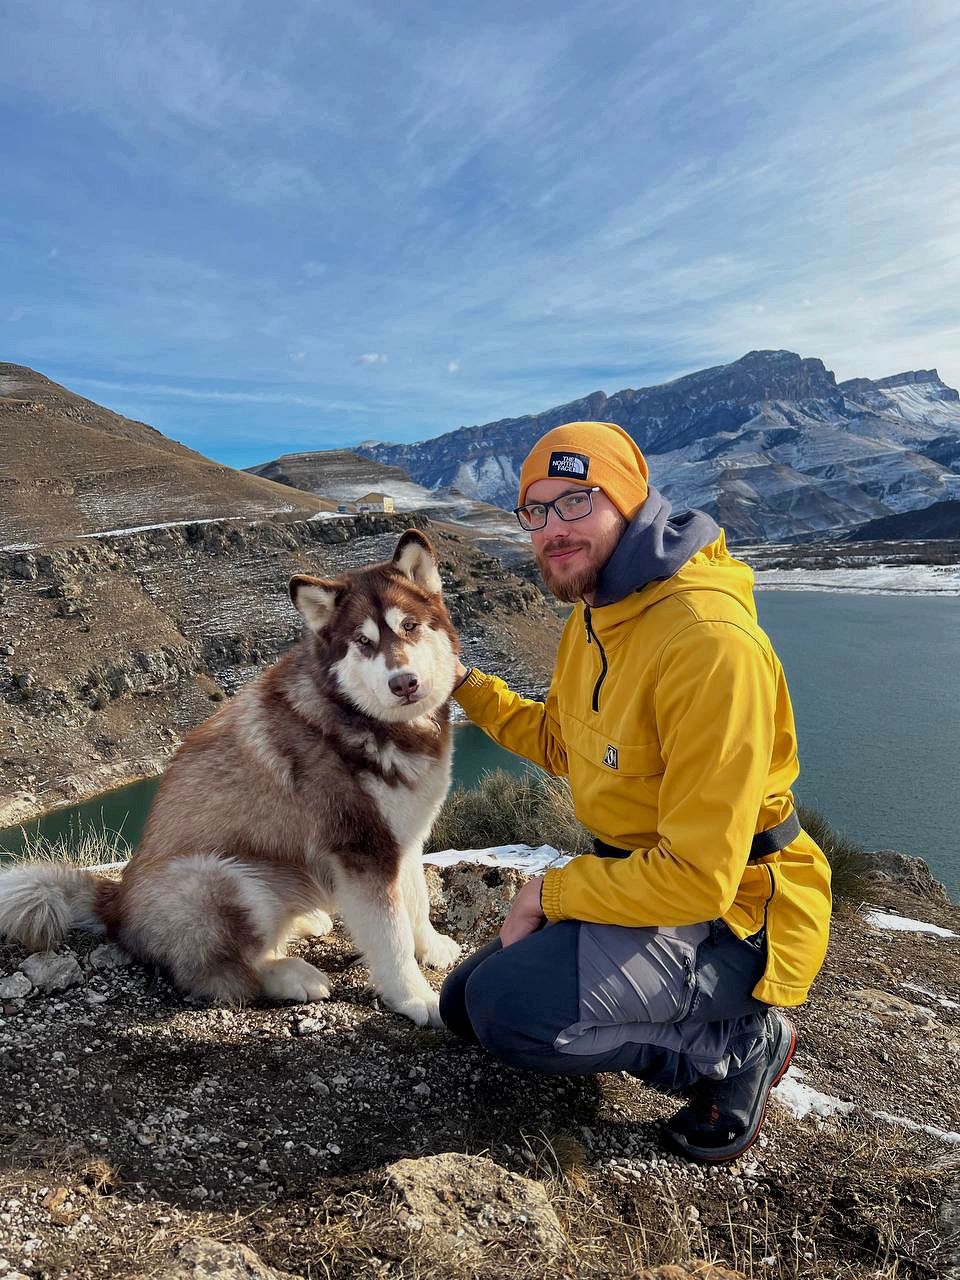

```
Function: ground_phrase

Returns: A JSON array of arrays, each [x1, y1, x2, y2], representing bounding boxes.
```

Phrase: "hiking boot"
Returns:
[[661, 1009, 796, 1163]]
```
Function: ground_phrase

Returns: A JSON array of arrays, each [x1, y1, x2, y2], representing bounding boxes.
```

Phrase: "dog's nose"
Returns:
[[389, 672, 419, 699]]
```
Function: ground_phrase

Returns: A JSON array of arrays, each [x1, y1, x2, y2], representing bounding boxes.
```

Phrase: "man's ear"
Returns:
[[392, 529, 442, 594], [289, 575, 345, 632]]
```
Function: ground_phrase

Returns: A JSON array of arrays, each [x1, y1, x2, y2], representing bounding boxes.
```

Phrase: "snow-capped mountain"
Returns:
[[359, 351, 960, 542]]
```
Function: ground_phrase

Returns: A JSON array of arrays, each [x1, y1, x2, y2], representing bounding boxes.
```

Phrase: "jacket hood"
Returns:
[[592, 486, 720, 606], [589, 487, 758, 626]]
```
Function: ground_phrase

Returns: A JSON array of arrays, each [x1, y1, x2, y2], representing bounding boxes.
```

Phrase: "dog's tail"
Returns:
[[0, 863, 118, 951]]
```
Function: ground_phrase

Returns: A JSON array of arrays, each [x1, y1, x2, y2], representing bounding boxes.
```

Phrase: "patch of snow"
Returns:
[[774, 1067, 855, 1120], [0, 542, 39, 552], [423, 844, 571, 873], [901, 981, 960, 1010], [863, 908, 957, 938], [753, 564, 960, 595], [871, 1112, 960, 1144]]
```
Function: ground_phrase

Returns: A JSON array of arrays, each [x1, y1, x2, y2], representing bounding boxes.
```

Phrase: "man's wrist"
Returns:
[[453, 665, 474, 691]]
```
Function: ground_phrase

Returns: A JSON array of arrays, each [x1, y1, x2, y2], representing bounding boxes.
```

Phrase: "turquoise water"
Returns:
[[2, 592, 958, 894]]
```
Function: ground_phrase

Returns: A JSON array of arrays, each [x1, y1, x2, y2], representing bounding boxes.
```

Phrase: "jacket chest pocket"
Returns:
[[565, 715, 665, 778]]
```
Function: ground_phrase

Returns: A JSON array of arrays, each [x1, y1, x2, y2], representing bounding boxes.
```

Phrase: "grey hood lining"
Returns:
[[591, 486, 720, 608]]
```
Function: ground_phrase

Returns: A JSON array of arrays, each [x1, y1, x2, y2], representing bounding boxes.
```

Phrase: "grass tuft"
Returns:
[[11, 822, 131, 868], [426, 768, 593, 857], [795, 801, 875, 906]]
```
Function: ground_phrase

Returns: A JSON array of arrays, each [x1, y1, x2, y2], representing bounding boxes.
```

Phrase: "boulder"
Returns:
[[384, 1151, 566, 1268], [424, 863, 525, 943], [865, 849, 952, 906], [19, 950, 84, 994], [0, 971, 34, 999], [129, 1238, 297, 1280]]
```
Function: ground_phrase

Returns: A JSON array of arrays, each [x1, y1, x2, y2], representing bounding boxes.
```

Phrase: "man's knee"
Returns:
[[462, 924, 581, 1071]]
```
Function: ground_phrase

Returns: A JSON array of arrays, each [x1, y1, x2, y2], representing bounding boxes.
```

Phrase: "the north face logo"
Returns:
[[602, 744, 618, 769], [547, 451, 589, 479]]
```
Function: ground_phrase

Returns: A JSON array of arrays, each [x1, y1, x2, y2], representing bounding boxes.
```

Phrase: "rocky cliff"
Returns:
[[0, 514, 559, 829]]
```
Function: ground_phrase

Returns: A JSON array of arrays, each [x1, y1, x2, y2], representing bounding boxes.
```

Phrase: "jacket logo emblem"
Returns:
[[547, 451, 589, 478], [602, 744, 619, 770]]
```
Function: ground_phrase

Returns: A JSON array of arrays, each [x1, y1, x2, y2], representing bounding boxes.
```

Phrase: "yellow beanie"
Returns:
[[518, 421, 649, 520]]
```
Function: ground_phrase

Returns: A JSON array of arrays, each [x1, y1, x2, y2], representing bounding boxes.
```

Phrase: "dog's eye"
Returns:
[[402, 619, 418, 633], [355, 634, 373, 648]]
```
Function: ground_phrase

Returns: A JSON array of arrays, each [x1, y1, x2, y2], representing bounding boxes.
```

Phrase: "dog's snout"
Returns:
[[389, 672, 419, 699]]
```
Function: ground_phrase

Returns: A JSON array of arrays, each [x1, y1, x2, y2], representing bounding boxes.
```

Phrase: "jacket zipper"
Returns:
[[583, 605, 608, 712]]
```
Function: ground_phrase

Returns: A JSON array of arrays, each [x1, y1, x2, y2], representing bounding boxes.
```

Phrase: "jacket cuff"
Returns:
[[540, 867, 565, 921], [452, 667, 494, 714]]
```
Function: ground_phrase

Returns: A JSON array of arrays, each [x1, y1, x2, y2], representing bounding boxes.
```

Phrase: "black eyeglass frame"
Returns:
[[513, 486, 601, 531]]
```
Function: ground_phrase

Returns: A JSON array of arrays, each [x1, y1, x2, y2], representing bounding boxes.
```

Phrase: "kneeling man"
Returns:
[[440, 420, 831, 1163]]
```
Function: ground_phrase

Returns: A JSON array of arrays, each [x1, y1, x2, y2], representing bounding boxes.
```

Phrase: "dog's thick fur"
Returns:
[[0, 531, 463, 1026]]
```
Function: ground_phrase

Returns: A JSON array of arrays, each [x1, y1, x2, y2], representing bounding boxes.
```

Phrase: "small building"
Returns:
[[356, 491, 395, 513], [337, 500, 359, 514]]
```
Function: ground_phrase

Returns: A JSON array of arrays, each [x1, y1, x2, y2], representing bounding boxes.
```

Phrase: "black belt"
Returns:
[[593, 810, 802, 862]]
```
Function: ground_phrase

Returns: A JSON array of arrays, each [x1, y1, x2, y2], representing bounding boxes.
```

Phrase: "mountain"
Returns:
[[0, 364, 328, 547], [245, 449, 527, 543], [843, 499, 960, 541], [357, 351, 960, 542]]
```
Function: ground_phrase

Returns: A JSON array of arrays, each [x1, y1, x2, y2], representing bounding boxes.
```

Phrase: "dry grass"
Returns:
[[426, 768, 593, 857], [10, 821, 130, 868], [795, 802, 874, 906]]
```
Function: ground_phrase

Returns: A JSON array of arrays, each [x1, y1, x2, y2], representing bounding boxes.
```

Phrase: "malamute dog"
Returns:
[[0, 530, 462, 1026]]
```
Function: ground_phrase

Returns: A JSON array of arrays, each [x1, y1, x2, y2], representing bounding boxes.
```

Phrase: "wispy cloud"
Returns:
[[2, 0, 959, 467]]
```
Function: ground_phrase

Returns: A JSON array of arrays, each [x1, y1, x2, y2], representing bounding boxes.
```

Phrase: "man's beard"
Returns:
[[535, 520, 625, 603], [537, 551, 601, 602]]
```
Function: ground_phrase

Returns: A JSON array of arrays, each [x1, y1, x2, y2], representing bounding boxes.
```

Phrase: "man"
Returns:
[[439, 420, 832, 1164]]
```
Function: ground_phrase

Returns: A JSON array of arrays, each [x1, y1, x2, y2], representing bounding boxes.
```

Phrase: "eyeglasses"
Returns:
[[513, 486, 601, 531]]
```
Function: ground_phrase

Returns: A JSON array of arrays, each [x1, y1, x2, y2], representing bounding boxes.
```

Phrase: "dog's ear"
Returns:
[[392, 529, 442, 594], [290, 575, 345, 632]]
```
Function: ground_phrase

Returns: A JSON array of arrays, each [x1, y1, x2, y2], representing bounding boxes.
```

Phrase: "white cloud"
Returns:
[[289, 351, 306, 363], [359, 352, 388, 366], [447, 359, 460, 374]]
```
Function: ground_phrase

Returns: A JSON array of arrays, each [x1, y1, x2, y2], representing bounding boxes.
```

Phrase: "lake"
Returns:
[[2, 591, 958, 896]]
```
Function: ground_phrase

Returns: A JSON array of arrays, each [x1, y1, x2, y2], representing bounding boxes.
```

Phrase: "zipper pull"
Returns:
[[584, 604, 593, 645]]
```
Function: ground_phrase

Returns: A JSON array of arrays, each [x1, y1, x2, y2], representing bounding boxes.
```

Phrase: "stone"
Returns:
[[0, 972, 33, 999], [127, 1238, 297, 1280], [19, 951, 84, 994], [385, 1152, 566, 1267], [87, 943, 132, 971], [866, 849, 952, 906], [424, 863, 526, 943], [852, 987, 936, 1027]]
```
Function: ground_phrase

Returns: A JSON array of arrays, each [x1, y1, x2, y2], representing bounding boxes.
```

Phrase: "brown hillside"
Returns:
[[0, 364, 327, 546]]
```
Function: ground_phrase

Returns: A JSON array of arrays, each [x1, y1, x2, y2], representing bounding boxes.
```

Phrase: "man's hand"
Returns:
[[453, 660, 470, 687], [500, 875, 546, 947]]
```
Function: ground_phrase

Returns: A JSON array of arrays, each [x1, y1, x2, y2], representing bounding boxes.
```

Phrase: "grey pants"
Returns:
[[439, 919, 770, 1091]]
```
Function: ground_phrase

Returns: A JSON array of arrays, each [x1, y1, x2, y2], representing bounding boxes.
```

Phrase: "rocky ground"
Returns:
[[0, 861, 957, 1280], [0, 516, 560, 831]]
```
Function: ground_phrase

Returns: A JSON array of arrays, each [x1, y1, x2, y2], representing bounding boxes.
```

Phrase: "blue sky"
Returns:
[[3, 0, 959, 469]]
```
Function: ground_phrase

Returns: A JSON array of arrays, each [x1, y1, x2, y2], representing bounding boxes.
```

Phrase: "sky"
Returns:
[[3, 0, 959, 469]]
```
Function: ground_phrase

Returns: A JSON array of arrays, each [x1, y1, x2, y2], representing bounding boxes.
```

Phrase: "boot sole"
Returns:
[[663, 1013, 797, 1164]]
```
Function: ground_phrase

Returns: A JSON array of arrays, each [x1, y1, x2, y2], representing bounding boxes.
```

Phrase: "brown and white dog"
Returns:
[[0, 530, 462, 1026]]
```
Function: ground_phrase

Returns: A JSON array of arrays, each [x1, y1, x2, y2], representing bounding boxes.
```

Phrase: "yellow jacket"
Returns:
[[455, 532, 832, 1007]]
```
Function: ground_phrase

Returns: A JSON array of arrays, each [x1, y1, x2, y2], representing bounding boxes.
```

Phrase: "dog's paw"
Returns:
[[387, 989, 444, 1029], [259, 957, 331, 1004], [416, 931, 461, 970], [291, 909, 334, 939]]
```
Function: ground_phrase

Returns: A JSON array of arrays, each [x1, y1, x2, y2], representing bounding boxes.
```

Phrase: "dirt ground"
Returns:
[[0, 871, 957, 1280]]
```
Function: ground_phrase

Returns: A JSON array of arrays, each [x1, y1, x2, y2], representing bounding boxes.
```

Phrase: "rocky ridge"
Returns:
[[0, 364, 328, 549]]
